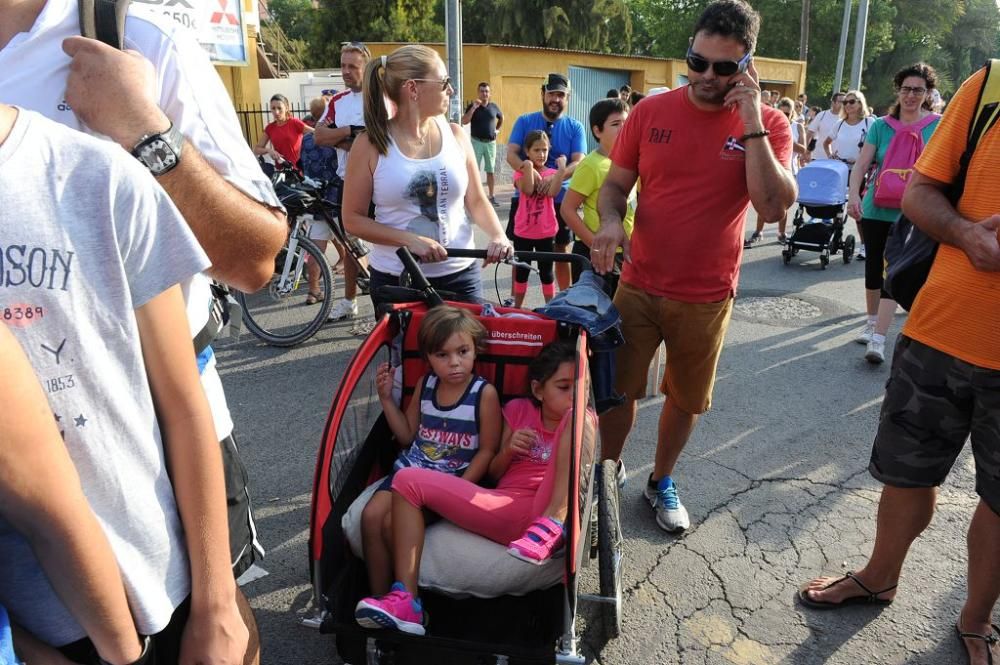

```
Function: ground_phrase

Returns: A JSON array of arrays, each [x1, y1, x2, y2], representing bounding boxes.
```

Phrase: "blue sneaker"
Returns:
[[643, 475, 690, 532]]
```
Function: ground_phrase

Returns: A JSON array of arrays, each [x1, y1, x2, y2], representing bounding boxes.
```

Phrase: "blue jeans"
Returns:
[[369, 263, 484, 318]]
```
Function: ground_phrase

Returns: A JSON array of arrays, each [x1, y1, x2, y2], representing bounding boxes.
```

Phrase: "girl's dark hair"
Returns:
[[589, 98, 628, 140], [417, 306, 487, 360], [692, 0, 761, 54], [523, 129, 550, 152], [629, 91, 645, 106], [269, 94, 290, 107], [527, 341, 577, 401], [889, 62, 938, 118]]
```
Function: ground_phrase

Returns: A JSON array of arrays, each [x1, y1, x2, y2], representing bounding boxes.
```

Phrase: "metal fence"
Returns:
[[235, 103, 313, 147]]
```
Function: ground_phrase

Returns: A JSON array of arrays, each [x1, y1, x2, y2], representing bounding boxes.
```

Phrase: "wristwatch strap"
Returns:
[[99, 635, 153, 665]]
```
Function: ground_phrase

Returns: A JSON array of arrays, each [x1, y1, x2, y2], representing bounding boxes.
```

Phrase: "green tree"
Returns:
[[311, 0, 444, 66], [484, 0, 632, 53]]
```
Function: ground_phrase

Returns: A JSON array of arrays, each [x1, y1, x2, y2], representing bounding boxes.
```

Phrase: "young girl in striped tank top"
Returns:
[[361, 306, 502, 598]]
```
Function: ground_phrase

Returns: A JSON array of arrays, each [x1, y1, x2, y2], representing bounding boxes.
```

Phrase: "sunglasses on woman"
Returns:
[[412, 76, 453, 91], [685, 48, 752, 77]]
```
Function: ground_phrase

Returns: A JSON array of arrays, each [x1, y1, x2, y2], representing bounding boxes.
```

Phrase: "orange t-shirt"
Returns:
[[906, 67, 1000, 370], [610, 87, 792, 302]]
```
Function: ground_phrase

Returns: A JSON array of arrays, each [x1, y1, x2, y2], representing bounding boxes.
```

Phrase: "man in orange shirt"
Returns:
[[591, 0, 795, 533], [799, 65, 1000, 664]]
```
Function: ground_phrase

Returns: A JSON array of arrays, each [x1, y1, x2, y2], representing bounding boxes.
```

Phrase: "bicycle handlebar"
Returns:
[[443, 248, 592, 272], [395, 248, 445, 308]]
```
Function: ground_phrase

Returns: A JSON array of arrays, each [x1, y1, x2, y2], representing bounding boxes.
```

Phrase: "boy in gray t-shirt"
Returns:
[[0, 104, 249, 663]]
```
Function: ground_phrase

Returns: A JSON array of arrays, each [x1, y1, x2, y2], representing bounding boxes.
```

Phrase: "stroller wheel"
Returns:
[[843, 235, 856, 264], [820, 253, 830, 269], [782, 250, 791, 265]]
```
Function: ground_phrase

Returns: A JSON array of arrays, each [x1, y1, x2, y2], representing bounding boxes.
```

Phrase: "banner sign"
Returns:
[[131, 0, 249, 65]]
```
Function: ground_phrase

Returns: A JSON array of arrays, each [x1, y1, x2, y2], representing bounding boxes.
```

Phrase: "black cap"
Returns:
[[542, 73, 570, 92]]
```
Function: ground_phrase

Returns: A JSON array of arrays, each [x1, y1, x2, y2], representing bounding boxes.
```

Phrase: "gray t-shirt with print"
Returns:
[[0, 109, 210, 645]]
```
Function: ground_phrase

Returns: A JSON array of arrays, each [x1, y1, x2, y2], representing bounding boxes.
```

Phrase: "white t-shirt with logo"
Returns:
[[0, 0, 282, 443], [807, 109, 843, 160], [0, 109, 207, 645]]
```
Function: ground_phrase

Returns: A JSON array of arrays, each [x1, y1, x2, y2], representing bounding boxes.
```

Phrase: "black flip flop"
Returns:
[[956, 622, 999, 664], [797, 571, 897, 610]]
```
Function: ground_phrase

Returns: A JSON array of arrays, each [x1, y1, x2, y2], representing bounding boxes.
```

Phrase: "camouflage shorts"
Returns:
[[869, 335, 1000, 514]]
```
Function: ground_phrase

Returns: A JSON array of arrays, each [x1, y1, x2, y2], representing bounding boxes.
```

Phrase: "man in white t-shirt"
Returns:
[[0, 0, 287, 661], [806, 91, 845, 161], [315, 41, 370, 322]]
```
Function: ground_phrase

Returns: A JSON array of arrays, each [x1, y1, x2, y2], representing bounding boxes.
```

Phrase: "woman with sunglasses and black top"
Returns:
[[342, 45, 513, 316], [847, 63, 941, 365]]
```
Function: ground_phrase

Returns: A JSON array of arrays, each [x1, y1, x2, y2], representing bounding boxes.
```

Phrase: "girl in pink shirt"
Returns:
[[511, 130, 566, 307], [354, 341, 594, 635]]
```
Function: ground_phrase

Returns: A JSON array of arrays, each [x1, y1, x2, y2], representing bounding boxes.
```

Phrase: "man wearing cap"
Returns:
[[506, 73, 587, 291], [591, 0, 795, 534], [315, 41, 370, 321], [462, 82, 503, 206]]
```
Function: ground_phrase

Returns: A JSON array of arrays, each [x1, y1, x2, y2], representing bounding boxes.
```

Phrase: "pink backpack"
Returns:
[[872, 114, 940, 209]]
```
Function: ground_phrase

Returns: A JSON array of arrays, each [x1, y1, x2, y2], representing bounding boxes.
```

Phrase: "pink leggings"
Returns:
[[391, 467, 557, 545]]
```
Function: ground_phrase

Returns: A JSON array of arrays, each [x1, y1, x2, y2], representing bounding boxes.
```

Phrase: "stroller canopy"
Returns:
[[796, 159, 849, 206]]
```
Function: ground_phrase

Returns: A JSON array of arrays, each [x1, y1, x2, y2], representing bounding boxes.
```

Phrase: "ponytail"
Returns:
[[362, 45, 443, 156], [364, 55, 391, 156]]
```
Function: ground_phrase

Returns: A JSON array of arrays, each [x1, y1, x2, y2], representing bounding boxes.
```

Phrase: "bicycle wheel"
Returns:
[[236, 235, 334, 347]]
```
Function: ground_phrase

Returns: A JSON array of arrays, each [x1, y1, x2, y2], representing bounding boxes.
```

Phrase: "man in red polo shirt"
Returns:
[[591, 0, 795, 533]]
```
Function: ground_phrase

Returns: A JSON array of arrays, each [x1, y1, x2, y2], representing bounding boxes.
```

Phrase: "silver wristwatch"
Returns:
[[131, 123, 183, 176]]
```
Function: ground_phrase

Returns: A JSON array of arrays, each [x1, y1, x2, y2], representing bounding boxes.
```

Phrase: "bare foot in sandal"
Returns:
[[956, 613, 1000, 665], [798, 570, 897, 609]]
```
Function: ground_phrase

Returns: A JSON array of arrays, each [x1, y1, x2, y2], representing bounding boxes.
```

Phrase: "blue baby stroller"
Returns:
[[783, 159, 856, 269]]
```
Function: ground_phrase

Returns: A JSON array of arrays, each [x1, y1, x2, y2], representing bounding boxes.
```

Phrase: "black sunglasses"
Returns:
[[412, 76, 453, 91], [686, 48, 752, 77]]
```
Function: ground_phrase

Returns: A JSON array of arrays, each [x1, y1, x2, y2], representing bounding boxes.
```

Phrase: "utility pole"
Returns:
[[798, 0, 811, 63], [848, 0, 869, 91], [445, 0, 463, 123], [833, 0, 851, 95]]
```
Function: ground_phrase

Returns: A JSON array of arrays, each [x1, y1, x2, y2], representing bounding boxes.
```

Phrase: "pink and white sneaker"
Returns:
[[355, 582, 426, 635], [507, 516, 565, 565]]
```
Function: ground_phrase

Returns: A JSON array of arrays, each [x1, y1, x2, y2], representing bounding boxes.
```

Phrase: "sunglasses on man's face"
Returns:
[[685, 48, 752, 77], [412, 76, 453, 91]]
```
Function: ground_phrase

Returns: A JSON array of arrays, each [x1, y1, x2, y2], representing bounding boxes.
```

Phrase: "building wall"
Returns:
[[365, 43, 806, 144]]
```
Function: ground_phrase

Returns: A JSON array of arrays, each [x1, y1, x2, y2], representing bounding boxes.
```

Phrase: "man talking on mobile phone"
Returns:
[[590, 0, 796, 533]]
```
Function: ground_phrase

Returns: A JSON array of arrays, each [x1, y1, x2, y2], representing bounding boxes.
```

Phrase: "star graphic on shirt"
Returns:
[[74, 414, 88, 428], [54, 413, 62, 423]]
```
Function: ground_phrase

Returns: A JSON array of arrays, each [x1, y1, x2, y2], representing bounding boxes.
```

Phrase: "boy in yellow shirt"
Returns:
[[561, 98, 635, 295]]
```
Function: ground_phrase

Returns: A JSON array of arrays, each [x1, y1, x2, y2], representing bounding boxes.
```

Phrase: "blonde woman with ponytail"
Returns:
[[342, 45, 513, 315]]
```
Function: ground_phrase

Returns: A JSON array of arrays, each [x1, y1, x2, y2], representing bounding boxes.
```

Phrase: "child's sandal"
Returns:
[[507, 516, 564, 565]]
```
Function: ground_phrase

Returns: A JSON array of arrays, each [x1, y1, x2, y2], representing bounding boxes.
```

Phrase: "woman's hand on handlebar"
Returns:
[[483, 235, 514, 266], [406, 235, 448, 263]]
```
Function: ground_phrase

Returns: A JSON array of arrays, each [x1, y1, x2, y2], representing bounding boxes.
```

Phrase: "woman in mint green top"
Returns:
[[846, 63, 942, 366]]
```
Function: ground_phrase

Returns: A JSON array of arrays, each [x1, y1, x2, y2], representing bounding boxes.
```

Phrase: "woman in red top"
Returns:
[[253, 94, 313, 169]]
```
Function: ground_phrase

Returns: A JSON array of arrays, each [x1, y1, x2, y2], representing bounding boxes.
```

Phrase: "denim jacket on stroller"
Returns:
[[534, 270, 625, 414]]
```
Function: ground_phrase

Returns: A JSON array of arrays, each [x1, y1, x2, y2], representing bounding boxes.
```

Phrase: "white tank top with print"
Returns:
[[371, 115, 476, 278]]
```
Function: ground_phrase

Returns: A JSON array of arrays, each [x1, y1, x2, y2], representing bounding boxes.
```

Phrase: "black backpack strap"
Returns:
[[951, 59, 1000, 203], [78, 0, 130, 49]]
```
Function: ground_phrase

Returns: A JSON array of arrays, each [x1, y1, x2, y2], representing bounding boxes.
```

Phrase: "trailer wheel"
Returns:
[[598, 459, 623, 639]]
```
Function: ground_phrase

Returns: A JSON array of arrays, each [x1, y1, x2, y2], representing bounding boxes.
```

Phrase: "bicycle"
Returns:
[[236, 165, 369, 347]]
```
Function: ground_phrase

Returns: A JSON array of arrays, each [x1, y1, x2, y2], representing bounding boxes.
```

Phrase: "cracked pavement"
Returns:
[[220, 204, 982, 664]]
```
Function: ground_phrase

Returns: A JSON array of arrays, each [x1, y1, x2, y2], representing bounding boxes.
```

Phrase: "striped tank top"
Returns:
[[396, 374, 487, 474]]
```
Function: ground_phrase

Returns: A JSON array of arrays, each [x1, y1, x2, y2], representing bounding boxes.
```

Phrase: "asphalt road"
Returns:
[[219, 191, 980, 664]]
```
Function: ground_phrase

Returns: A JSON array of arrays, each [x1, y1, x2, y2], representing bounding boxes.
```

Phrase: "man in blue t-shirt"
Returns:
[[506, 73, 587, 290]]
